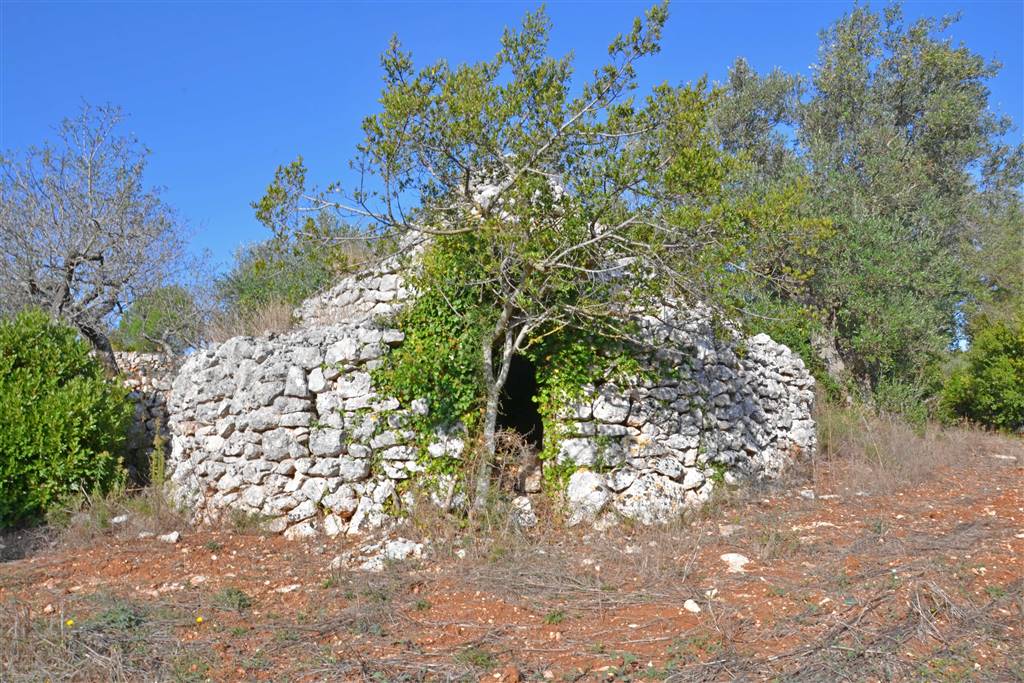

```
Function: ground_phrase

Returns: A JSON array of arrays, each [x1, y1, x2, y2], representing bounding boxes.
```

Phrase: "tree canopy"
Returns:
[[715, 3, 1023, 407], [259, 3, 829, 509], [0, 103, 187, 372], [110, 285, 203, 355]]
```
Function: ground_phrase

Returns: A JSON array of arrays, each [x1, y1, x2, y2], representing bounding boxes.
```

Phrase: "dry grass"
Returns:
[[1, 481, 190, 563], [812, 402, 1002, 495], [43, 484, 191, 552], [0, 592, 212, 682], [206, 299, 297, 343], [3, 405, 1021, 681]]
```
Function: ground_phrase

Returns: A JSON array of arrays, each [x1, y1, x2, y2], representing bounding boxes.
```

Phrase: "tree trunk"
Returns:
[[472, 384, 502, 516], [811, 314, 848, 398], [471, 311, 519, 517], [811, 329, 845, 381], [80, 323, 120, 376]]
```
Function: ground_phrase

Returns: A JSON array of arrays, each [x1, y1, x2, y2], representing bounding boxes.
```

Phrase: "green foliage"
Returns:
[[111, 285, 201, 354], [543, 610, 566, 625], [716, 2, 1022, 411], [350, 6, 826, 510], [215, 236, 337, 319], [0, 309, 131, 527], [965, 191, 1024, 326], [213, 587, 253, 612], [801, 4, 1015, 393], [941, 316, 1024, 431], [218, 185, 372, 327], [872, 375, 935, 427], [452, 645, 496, 669], [148, 416, 168, 488], [90, 602, 146, 632], [708, 461, 728, 486], [373, 235, 492, 434], [530, 331, 652, 472]]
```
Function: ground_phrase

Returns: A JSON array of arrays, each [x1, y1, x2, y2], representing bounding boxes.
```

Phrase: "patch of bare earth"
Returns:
[[1, 431, 1021, 682]]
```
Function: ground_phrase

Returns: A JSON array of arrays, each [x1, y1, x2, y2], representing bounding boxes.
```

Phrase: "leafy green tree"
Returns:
[[942, 315, 1024, 431], [716, 3, 1022, 403], [0, 309, 132, 526], [259, 5, 827, 511], [111, 285, 203, 355], [963, 146, 1024, 326], [713, 57, 803, 186]]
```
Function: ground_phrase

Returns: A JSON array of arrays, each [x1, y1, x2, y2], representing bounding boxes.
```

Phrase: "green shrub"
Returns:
[[215, 238, 334, 318], [110, 285, 201, 354], [0, 310, 132, 526], [215, 221, 369, 323], [941, 316, 1024, 431]]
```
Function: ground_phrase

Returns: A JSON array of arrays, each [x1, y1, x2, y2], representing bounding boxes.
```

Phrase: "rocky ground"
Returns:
[[1, 432, 1021, 682]]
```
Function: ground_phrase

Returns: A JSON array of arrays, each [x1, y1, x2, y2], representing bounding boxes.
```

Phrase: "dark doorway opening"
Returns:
[[497, 354, 543, 451]]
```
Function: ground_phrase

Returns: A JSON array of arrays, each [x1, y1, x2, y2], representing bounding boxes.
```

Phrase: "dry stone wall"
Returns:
[[295, 253, 410, 328], [115, 351, 176, 475], [166, 263, 815, 537], [554, 311, 814, 527], [167, 322, 468, 539]]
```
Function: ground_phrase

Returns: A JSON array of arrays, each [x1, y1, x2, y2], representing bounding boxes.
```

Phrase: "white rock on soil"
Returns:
[[720, 552, 750, 573], [511, 496, 538, 528]]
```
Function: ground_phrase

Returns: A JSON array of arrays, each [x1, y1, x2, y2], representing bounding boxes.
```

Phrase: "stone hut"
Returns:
[[166, 255, 816, 538]]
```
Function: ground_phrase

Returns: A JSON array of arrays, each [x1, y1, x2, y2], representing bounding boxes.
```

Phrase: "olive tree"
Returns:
[[110, 284, 205, 355], [0, 103, 186, 372], [714, 4, 1023, 403]]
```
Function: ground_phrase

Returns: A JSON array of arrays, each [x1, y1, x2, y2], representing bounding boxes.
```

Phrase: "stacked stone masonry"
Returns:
[[115, 351, 176, 474], [166, 262, 815, 537]]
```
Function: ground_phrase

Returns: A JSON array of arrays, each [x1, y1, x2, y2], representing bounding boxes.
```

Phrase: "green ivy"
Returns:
[[372, 238, 687, 498], [373, 235, 492, 437], [528, 328, 663, 488]]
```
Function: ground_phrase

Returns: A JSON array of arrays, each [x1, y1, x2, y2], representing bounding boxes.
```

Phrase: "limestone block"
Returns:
[[566, 471, 609, 526], [612, 473, 690, 525], [262, 429, 306, 461], [300, 477, 330, 502], [309, 429, 345, 457]]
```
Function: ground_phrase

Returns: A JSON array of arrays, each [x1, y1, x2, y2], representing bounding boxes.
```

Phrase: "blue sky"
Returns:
[[2, 1, 1021, 273]]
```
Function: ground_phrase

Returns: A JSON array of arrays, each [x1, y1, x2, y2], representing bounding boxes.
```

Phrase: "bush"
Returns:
[[215, 239, 334, 318], [0, 310, 132, 526], [941, 316, 1024, 431], [215, 225, 369, 322], [110, 285, 202, 354]]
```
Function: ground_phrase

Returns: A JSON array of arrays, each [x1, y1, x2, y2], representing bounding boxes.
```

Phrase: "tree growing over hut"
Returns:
[[257, 4, 828, 512]]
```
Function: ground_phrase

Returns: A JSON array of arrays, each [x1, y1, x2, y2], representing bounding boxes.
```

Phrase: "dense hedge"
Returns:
[[0, 310, 132, 526], [942, 316, 1024, 432]]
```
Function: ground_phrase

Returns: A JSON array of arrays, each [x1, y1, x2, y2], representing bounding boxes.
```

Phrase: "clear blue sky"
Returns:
[[2, 1, 1021, 273]]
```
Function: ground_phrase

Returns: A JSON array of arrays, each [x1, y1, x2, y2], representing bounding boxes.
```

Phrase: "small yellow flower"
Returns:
[[195, 616, 204, 624], [65, 619, 74, 628]]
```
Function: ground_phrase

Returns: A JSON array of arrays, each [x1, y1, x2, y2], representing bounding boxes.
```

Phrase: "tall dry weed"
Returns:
[[813, 402, 989, 495], [207, 299, 297, 342]]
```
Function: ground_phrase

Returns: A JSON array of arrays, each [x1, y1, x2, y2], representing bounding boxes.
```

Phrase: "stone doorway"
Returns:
[[496, 354, 543, 450]]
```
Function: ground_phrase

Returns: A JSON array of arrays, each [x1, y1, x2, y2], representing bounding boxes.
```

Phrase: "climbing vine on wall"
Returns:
[[370, 235, 496, 489], [529, 329, 663, 485], [373, 259, 669, 495]]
